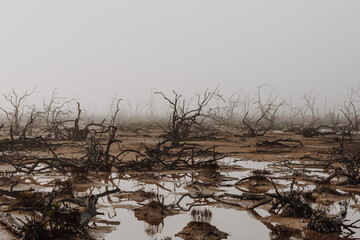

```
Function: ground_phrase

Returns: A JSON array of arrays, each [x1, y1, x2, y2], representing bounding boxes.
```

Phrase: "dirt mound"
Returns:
[[134, 201, 174, 225], [176, 221, 228, 240]]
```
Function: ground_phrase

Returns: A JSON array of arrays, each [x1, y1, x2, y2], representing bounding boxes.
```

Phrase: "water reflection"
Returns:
[[145, 222, 164, 237], [85, 168, 360, 239], [4, 158, 360, 239]]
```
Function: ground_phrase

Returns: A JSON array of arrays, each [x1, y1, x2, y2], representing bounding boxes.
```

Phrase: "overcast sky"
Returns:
[[0, 1, 359, 113]]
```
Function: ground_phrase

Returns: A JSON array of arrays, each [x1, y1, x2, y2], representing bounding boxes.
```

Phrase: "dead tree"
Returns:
[[83, 100, 124, 171], [266, 179, 314, 218], [341, 87, 360, 131], [237, 88, 275, 137], [18, 106, 40, 141], [108, 97, 123, 126], [0, 88, 36, 137], [62, 102, 104, 141], [127, 99, 146, 120], [325, 104, 340, 129], [144, 88, 157, 119], [287, 95, 305, 131], [288, 91, 320, 129], [337, 150, 360, 185], [256, 85, 285, 129], [302, 91, 319, 123], [84, 126, 123, 171], [212, 91, 242, 125], [155, 88, 220, 147], [41, 89, 74, 139], [242, 110, 270, 137]]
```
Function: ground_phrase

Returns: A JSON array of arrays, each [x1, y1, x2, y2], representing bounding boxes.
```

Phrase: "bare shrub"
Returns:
[[190, 208, 213, 223], [156, 88, 220, 147], [0, 88, 37, 138]]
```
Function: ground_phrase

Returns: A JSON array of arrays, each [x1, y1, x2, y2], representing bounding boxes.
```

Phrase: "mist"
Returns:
[[1, 2, 360, 239], [0, 1, 359, 114]]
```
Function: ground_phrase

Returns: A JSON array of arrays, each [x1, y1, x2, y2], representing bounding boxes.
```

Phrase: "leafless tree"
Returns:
[[341, 87, 360, 131], [41, 89, 74, 139], [155, 88, 220, 147], [107, 96, 123, 126], [302, 91, 319, 123], [285, 91, 324, 132], [0, 88, 37, 137], [286, 96, 303, 130], [24, 105, 40, 137], [18, 105, 40, 141], [59, 102, 104, 141], [324, 104, 340, 129], [66, 102, 89, 140], [127, 99, 146, 120], [109, 98, 123, 126], [237, 89, 263, 136], [84, 99, 125, 171], [215, 91, 242, 124], [238, 87, 283, 136], [256, 85, 285, 129], [144, 89, 157, 119], [242, 109, 270, 137]]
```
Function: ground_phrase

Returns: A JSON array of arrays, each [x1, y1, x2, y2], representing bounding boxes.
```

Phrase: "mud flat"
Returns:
[[0, 128, 360, 239]]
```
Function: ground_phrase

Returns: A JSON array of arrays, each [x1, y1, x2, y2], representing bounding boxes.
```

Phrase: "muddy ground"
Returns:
[[0, 127, 360, 239]]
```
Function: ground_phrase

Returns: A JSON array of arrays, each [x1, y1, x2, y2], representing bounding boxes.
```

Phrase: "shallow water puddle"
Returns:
[[229, 159, 272, 170], [102, 206, 271, 240], [69, 170, 274, 239], [5, 158, 360, 239]]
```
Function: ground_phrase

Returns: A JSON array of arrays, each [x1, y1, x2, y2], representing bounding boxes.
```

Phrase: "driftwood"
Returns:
[[80, 195, 102, 225], [116, 144, 224, 172], [292, 169, 340, 184], [298, 124, 339, 138], [308, 200, 360, 233], [256, 138, 303, 153], [266, 179, 314, 218], [0, 213, 22, 235], [313, 186, 345, 196], [176, 191, 270, 210]]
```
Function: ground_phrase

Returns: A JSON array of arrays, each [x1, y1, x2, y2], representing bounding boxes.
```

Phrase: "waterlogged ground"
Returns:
[[2, 156, 360, 240], [1, 131, 360, 239]]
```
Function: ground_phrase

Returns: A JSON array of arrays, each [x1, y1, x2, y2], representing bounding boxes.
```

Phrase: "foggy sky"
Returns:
[[0, 1, 359, 114]]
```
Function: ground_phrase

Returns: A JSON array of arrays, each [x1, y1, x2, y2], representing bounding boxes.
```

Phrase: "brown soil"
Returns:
[[133, 201, 178, 225], [176, 221, 229, 240], [1, 126, 359, 239]]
